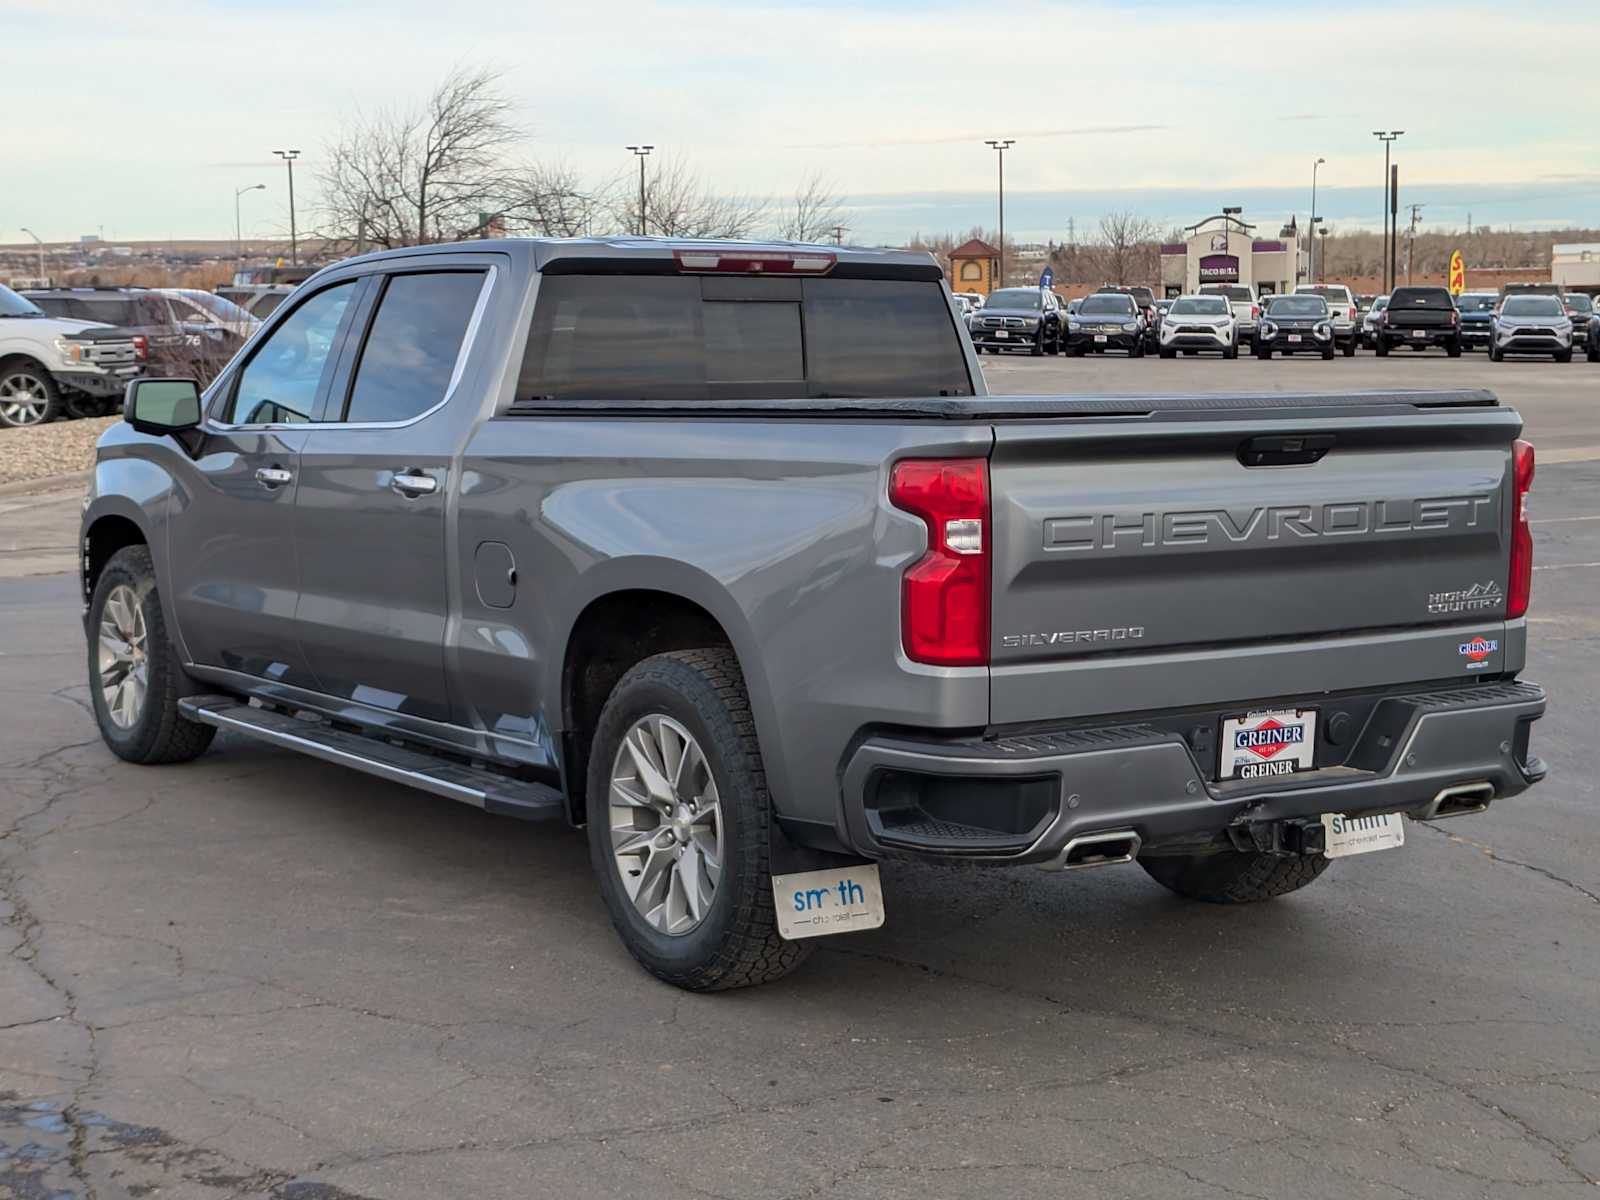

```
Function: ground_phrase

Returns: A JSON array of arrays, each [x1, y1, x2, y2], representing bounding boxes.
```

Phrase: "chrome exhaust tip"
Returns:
[[1416, 781, 1495, 822], [1043, 830, 1142, 871]]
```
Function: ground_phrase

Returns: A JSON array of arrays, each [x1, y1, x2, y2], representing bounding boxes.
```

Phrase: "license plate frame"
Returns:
[[1287, 334, 1303, 343], [994, 329, 1009, 339], [1220, 707, 1318, 779], [1412, 329, 1426, 338], [1094, 334, 1108, 343]]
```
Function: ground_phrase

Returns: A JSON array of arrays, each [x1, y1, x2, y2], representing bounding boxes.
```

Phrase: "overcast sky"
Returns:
[[7, 0, 1599, 243]]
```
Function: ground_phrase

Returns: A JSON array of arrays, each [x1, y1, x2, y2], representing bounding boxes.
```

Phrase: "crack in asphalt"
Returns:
[[1414, 821, 1600, 907]]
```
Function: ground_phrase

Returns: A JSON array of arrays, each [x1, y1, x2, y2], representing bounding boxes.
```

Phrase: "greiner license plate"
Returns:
[[1094, 334, 1108, 343], [994, 329, 1009, 339], [1287, 334, 1303, 343], [1220, 708, 1317, 779], [1412, 329, 1426, 338]]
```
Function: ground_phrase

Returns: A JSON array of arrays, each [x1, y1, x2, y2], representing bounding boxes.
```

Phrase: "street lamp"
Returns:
[[235, 184, 266, 265], [626, 145, 654, 236], [1309, 217, 1325, 282], [1309, 157, 1325, 283], [273, 149, 301, 265], [984, 139, 1014, 288], [18, 227, 45, 282], [1372, 132, 1403, 290]]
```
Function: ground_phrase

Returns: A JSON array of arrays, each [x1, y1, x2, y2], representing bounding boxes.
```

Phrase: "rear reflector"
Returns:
[[1508, 438, 1534, 618], [673, 250, 836, 275], [889, 458, 990, 667]]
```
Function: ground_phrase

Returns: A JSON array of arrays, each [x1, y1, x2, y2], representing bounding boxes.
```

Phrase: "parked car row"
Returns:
[[970, 283, 1600, 365], [0, 282, 266, 428]]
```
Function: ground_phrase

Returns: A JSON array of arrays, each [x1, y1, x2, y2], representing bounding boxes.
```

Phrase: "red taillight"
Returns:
[[132, 334, 148, 361], [1251, 305, 1260, 321], [672, 250, 836, 275], [889, 458, 990, 666], [1508, 439, 1535, 618], [1349, 306, 1358, 322]]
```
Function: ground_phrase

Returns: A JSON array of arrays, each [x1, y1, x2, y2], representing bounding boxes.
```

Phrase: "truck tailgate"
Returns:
[[987, 394, 1522, 725]]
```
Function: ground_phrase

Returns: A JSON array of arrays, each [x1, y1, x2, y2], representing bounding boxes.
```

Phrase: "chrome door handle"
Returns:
[[255, 467, 293, 488], [390, 471, 438, 498]]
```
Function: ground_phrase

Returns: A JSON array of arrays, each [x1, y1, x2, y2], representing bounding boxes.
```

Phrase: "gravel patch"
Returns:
[[0, 416, 118, 487]]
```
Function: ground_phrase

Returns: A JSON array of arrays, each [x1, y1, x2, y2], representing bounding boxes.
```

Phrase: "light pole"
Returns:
[[273, 149, 301, 265], [1309, 157, 1325, 283], [627, 145, 654, 236], [1372, 132, 1403, 290], [1310, 217, 1324, 282], [19, 227, 45, 282], [235, 183, 265, 266], [1220, 205, 1243, 291], [985, 139, 1014, 288]]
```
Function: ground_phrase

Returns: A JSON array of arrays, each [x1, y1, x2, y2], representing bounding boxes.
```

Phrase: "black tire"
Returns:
[[1224, 344, 1238, 360], [1490, 345, 1503, 362], [1131, 340, 1145, 359], [1321, 346, 1335, 360], [1447, 337, 1462, 358], [1342, 338, 1357, 357], [0, 361, 64, 429], [1256, 345, 1271, 360], [1047, 329, 1061, 356], [1587, 342, 1598, 363], [586, 648, 810, 992], [1140, 850, 1333, 904], [87, 545, 216, 765], [1159, 347, 1176, 359], [1555, 349, 1573, 364], [1375, 339, 1389, 357], [1030, 332, 1044, 357]]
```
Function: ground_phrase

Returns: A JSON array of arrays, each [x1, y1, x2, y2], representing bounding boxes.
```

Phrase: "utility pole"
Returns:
[[1390, 163, 1400, 290], [831, 225, 845, 246], [1372, 131, 1403, 290], [985, 139, 1014, 288], [626, 145, 653, 236], [1405, 203, 1424, 285], [273, 150, 301, 265], [1309, 157, 1325, 284], [235, 183, 265, 267]]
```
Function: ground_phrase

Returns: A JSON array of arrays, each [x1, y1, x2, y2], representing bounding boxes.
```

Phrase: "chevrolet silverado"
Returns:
[[81, 238, 1548, 991]]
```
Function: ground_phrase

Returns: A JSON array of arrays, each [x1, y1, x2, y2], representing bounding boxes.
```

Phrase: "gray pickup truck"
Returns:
[[82, 238, 1548, 991]]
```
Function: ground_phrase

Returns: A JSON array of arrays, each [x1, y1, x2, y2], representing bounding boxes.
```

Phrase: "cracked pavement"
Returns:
[[2, 358, 1598, 1198]]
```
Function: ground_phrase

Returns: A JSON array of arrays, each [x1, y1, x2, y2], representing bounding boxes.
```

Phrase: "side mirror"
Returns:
[[125, 378, 202, 435]]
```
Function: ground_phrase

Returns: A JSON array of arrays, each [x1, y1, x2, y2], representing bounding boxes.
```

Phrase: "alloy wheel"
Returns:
[[97, 585, 149, 729], [0, 373, 50, 427], [608, 714, 724, 936]]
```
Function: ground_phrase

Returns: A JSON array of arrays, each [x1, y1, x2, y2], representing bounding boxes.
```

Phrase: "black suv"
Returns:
[[1094, 285, 1158, 350], [968, 287, 1065, 355], [1373, 287, 1461, 356], [1254, 294, 1336, 359], [1065, 292, 1145, 356]]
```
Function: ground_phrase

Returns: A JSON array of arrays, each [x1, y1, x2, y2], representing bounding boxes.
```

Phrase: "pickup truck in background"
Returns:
[[82, 237, 1548, 991], [0, 283, 143, 426], [1374, 286, 1463, 357]]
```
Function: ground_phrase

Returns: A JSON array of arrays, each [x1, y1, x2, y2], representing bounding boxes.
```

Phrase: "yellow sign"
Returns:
[[1448, 250, 1465, 295]]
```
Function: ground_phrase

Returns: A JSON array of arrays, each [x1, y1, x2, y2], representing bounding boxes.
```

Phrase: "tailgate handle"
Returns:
[[1239, 434, 1335, 467]]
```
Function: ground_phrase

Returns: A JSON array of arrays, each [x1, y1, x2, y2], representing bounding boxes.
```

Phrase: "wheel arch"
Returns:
[[555, 571, 776, 825]]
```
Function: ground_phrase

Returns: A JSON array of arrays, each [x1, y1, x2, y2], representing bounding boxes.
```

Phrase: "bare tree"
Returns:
[[774, 171, 844, 243], [620, 156, 766, 240], [317, 65, 602, 249], [1089, 210, 1161, 284]]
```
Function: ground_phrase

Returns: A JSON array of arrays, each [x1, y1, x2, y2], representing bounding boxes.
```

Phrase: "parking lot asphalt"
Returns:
[[3, 356, 1597, 1199]]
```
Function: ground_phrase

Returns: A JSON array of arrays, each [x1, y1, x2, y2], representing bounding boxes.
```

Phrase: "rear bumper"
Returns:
[[1381, 327, 1457, 347], [838, 680, 1547, 865]]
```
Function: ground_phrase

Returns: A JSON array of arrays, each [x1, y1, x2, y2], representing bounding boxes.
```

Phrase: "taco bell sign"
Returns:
[[1198, 253, 1240, 283]]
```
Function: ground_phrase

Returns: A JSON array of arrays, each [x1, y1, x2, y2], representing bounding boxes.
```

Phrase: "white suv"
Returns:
[[1293, 284, 1359, 355], [0, 285, 140, 428], [1158, 294, 1239, 358]]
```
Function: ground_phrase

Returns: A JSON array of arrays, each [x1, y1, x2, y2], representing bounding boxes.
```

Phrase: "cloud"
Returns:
[[788, 124, 1171, 150]]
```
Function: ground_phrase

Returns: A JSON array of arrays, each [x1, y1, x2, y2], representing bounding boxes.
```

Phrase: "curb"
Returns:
[[0, 469, 91, 498]]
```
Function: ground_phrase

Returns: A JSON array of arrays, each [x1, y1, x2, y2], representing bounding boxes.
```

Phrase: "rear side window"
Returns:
[[343, 271, 485, 423], [518, 274, 972, 403], [1391, 288, 1453, 309]]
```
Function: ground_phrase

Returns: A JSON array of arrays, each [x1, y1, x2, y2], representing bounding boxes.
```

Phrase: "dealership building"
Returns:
[[1159, 213, 1305, 298]]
